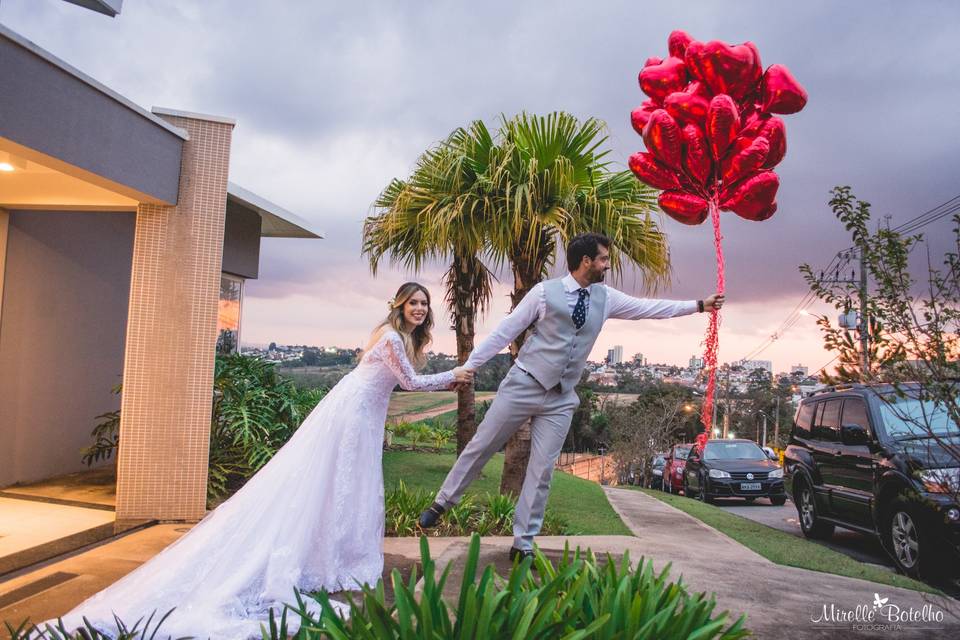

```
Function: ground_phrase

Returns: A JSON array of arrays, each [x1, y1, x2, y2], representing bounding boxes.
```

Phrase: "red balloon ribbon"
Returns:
[[698, 197, 725, 444]]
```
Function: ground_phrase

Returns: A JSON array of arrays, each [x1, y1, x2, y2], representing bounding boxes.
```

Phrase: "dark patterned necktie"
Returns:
[[572, 288, 589, 329]]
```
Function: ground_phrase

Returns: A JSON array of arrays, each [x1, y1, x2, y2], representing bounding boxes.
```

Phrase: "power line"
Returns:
[[736, 193, 960, 365]]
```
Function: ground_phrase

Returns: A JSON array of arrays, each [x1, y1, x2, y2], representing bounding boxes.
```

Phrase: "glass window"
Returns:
[[674, 445, 692, 459], [841, 399, 870, 435], [794, 403, 815, 436], [217, 273, 243, 355], [878, 393, 960, 439], [703, 441, 766, 461], [814, 399, 841, 441]]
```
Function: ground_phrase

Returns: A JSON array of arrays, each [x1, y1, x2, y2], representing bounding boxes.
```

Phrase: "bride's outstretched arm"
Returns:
[[382, 332, 458, 391]]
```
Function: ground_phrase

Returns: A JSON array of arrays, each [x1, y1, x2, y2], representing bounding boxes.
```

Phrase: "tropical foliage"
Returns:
[[81, 355, 326, 504], [366, 111, 674, 495], [285, 534, 747, 639], [384, 480, 566, 537]]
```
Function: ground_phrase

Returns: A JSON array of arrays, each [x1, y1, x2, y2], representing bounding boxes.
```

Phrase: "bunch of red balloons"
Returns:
[[628, 30, 807, 224]]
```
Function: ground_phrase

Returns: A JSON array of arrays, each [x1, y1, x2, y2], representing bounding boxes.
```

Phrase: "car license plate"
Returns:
[[740, 482, 761, 491]]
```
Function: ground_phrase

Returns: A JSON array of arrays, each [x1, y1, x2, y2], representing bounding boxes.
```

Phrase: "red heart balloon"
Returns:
[[642, 109, 683, 170], [729, 116, 787, 168], [761, 64, 807, 114], [664, 84, 710, 126], [628, 152, 683, 191], [685, 40, 760, 101], [630, 100, 659, 135], [706, 94, 741, 160], [748, 200, 778, 222], [645, 56, 663, 68], [639, 56, 688, 103], [757, 117, 786, 168], [682, 124, 712, 187], [722, 136, 769, 184], [668, 30, 694, 59], [719, 170, 779, 220], [659, 190, 710, 225]]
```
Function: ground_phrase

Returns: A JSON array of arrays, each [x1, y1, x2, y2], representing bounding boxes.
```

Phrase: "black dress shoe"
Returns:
[[509, 546, 535, 563], [418, 502, 446, 528]]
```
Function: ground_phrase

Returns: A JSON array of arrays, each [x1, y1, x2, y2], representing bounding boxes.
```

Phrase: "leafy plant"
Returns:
[[82, 355, 327, 505], [384, 481, 566, 537], [80, 382, 122, 466], [11, 608, 184, 639], [284, 534, 748, 639], [389, 421, 414, 438]]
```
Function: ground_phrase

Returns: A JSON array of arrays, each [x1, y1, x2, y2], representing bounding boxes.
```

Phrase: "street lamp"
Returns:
[[753, 410, 773, 448]]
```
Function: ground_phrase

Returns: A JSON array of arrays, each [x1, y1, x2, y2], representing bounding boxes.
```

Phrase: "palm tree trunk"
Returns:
[[447, 255, 482, 456], [499, 243, 550, 496]]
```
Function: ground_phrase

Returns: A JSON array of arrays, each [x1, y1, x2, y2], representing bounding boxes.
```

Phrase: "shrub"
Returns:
[[385, 481, 567, 537], [286, 534, 749, 639], [82, 355, 327, 505]]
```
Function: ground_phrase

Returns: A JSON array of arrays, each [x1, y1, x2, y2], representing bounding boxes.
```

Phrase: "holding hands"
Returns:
[[449, 366, 474, 391]]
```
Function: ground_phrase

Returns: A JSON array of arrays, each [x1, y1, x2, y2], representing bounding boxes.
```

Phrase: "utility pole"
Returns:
[[722, 368, 730, 438], [859, 242, 870, 377], [773, 395, 780, 449]]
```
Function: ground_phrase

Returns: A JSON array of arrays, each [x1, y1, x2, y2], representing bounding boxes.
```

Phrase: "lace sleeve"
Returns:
[[380, 332, 457, 391]]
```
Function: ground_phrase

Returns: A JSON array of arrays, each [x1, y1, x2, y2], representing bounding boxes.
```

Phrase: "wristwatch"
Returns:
[[697, 299, 705, 313]]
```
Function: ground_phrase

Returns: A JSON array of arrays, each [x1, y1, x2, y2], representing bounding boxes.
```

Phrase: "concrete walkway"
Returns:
[[602, 487, 960, 638]]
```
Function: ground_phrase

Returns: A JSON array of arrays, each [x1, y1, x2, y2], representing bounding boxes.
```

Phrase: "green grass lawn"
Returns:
[[634, 488, 940, 595], [383, 450, 631, 536]]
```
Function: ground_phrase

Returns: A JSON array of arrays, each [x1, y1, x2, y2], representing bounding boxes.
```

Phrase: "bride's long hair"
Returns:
[[364, 282, 435, 369]]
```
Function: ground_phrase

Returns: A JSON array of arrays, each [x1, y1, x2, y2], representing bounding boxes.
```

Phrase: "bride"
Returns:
[[46, 282, 472, 639]]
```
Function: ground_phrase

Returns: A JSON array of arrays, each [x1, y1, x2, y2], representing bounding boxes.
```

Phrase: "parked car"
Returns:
[[648, 453, 667, 490], [684, 439, 787, 505], [663, 443, 693, 493], [783, 382, 960, 579]]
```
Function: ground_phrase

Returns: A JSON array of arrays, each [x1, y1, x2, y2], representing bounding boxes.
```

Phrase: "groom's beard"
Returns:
[[591, 269, 607, 283]]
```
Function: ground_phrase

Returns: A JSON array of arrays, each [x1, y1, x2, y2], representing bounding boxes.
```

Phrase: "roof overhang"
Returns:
[[226, 182, 323, 239], [0, 25, 185, 206], [61, 0, 124, 17]]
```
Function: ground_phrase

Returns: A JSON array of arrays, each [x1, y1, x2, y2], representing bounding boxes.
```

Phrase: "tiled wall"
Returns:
[[115, 114, 233, 521]]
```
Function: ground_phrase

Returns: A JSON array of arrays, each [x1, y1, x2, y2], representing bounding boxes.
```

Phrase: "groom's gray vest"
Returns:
[[516, 278, 607, 393]]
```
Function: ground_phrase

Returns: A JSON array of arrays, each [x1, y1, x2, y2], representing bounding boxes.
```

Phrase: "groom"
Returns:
[[419, 233, 724, 559]]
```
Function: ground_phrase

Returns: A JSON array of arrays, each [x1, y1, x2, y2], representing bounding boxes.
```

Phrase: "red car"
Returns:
[[663, 443, 693, 494]]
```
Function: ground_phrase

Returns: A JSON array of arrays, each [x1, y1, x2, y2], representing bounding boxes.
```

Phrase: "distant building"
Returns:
[[790, 364, 809, 377], [739, 359, 773, 375], [689, 355, 704, 371], [606, 345, 623, 365]]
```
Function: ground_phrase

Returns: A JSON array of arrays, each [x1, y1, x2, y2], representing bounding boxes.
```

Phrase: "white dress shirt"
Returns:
[[465, 273, 698, 371]]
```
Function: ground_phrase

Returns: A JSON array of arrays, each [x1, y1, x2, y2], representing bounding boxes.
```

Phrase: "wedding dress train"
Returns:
[[48, 331, 455, 639]]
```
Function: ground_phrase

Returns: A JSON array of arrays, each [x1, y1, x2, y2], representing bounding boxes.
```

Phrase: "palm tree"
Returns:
[[363, 122, 502, 454], [487, 112, 671, 496]]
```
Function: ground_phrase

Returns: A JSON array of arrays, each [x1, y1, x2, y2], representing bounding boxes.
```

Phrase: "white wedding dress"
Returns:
[[48, 331, 455, 639]]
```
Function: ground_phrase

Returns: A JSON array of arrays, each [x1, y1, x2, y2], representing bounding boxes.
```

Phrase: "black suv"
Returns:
[[783, 383, 960, 579]]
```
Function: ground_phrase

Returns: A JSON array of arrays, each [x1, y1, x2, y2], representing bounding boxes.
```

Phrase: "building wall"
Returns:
[[221, 200, 261, 279], [115, 113, 233, 522], [0, 210, 134, 487]]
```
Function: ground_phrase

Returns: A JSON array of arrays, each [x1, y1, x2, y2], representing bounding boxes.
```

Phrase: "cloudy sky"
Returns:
[[5, 0, 959, 373]]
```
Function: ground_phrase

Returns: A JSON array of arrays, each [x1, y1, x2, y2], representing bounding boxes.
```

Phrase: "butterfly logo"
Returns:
[[873, 593, 889, 609]]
